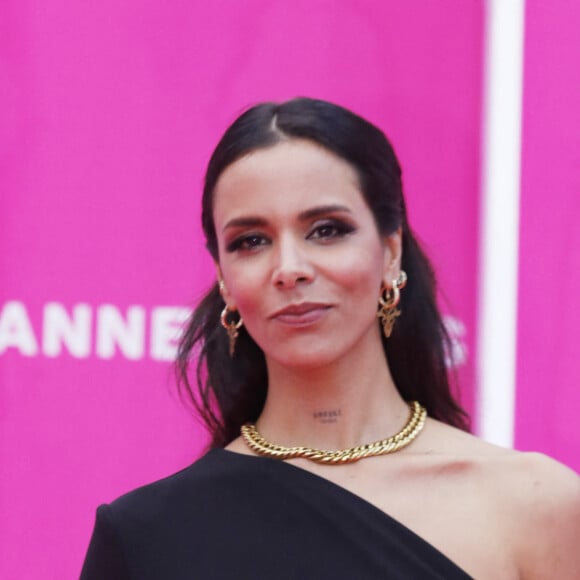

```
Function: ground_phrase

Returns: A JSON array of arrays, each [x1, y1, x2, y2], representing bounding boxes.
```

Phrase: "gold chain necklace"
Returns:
[[240, 401, 427, 465]]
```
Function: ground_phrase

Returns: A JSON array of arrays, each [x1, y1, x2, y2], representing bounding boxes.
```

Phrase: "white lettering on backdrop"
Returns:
[[96, 304, 146, 359], [0, 301, 39, 356], [0, 301, 190, 361], [43, 302, 92, 357]]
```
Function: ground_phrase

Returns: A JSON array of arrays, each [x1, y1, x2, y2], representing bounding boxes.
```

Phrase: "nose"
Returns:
[[271, 235, 314, 289]]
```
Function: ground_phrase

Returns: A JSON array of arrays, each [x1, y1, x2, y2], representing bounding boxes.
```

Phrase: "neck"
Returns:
[[257, 339, 409, 452]]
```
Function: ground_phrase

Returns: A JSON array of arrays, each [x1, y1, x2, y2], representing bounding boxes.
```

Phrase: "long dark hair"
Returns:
[[177, 97, 469, 447]]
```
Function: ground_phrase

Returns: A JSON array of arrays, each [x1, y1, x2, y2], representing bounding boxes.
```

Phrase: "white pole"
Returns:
[[477, 0, 526, 447]]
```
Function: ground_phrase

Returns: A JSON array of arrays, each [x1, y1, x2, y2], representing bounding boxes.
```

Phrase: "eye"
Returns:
[[308, 220, 356, 241], [226, 233, 269, 253]]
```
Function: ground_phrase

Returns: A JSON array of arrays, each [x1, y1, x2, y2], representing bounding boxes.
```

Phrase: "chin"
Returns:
[[267, 345, 345, 371]]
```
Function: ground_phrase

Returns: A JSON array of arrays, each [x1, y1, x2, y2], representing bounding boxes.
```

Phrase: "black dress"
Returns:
[[80, 449, 472, 579]]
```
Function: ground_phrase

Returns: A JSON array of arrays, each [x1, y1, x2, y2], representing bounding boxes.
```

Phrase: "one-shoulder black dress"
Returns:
[[81, 449, 472, 579]]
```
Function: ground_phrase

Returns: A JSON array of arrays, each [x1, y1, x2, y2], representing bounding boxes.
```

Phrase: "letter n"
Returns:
[[43, 303, 91, 358], [96, 305, 145, 360]]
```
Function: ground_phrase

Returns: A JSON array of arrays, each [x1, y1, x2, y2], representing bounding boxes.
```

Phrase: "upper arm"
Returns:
[[80, 504, 131, 580], [513, 454, 580, 580]]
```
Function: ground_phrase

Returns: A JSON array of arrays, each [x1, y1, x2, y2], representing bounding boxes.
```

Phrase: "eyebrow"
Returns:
[[222, 204, 352, 232]]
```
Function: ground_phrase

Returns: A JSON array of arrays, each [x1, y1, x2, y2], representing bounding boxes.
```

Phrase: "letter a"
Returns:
[[0, 301, 39, 356]]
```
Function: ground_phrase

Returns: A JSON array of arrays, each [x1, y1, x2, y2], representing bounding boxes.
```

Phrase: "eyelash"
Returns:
[[226, 234, 267, 253], [308, 220, 355, 241], [225, 219, 356, 253]]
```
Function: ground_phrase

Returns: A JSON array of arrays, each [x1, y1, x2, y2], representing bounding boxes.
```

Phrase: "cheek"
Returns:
[[221, 262, 267, 313], [325, 244, 384, 294]]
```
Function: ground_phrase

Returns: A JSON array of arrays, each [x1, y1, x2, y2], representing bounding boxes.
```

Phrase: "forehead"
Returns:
[[212, 139, 366, 223]]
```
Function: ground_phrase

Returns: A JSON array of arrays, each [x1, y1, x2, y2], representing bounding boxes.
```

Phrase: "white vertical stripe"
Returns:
[[477, 0, 526, 446]]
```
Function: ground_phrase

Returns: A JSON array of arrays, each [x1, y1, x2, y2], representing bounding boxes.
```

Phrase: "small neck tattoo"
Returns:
[[313, 408, 342, 423]]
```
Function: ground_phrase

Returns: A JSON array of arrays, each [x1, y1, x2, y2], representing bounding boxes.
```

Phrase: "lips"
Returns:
[[270, 302, 332, 326]]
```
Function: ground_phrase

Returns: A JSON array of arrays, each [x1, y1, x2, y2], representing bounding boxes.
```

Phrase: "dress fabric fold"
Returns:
[[81, 448, 473, 579]]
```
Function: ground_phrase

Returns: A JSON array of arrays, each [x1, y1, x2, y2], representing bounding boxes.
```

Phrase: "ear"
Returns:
[[215, 263, 237, 310], [381, 228, 403, 288]]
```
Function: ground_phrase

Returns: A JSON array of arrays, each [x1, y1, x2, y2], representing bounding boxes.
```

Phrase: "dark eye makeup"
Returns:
[[226, 233, 269, 253], [307, 219, 356, 241], [224, 217, 356, 254]]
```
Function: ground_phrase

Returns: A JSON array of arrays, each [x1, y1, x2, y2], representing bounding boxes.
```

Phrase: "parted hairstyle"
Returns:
[[176, 97, 469, 447]]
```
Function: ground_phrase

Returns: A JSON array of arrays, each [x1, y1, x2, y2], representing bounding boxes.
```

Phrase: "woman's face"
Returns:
[[212, 139, 401, 370]]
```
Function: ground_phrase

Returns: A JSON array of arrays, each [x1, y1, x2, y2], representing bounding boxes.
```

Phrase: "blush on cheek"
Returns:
[[220, 262, 263, 308], [227, 281, 265, 325], [332, 259, 382, 291]]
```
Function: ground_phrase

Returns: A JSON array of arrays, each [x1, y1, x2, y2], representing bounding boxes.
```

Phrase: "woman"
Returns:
[[81, 98, 579, 579]]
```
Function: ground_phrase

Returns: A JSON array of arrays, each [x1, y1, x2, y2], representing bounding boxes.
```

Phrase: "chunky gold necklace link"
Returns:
[[241, 401, 427, 465]]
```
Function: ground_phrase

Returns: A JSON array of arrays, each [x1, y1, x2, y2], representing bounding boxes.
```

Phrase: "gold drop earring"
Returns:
[[218, 280, 244, 357], [377, 270, 407, 338], [220, 305, 243, 357]]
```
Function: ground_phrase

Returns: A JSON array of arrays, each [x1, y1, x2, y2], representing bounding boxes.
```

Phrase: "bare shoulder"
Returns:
[[484, 449, 579, 521], [423, 420, 580, 578], [426, 420, 579, 511], [498, 452, 580, 579]]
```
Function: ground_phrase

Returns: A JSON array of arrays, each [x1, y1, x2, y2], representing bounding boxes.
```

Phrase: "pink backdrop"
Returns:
[[516, 1, 580, 469], [2, 2, 576, 579]]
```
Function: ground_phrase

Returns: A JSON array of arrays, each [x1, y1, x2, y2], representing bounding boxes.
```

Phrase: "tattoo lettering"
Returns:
[[312, 409, 342, 423]]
